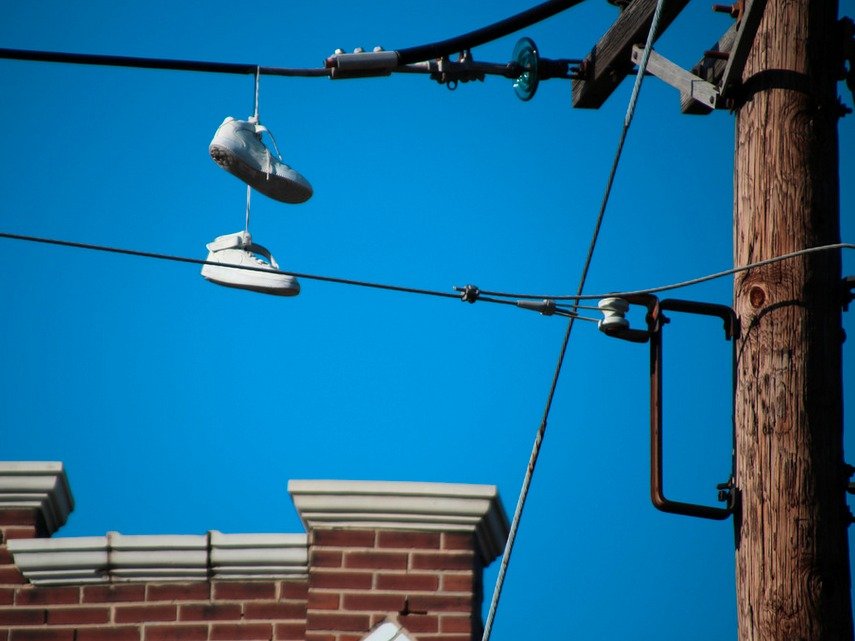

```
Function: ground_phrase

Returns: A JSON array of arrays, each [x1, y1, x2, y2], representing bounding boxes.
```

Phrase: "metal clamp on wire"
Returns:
[[597, 297, 650, 343], [516, 299, 557, 316], [430, 51, 486, 89], [325, 47, 400, 78], [460, 284, 480, 303]]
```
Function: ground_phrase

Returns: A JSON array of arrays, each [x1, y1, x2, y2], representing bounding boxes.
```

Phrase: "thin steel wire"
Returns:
[[0, 231, 523, 306], [480, 0, 669, 638], [467, 243, 855, 301]]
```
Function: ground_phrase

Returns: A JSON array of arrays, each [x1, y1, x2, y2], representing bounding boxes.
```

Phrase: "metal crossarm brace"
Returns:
[[630, 46, 719, 110]]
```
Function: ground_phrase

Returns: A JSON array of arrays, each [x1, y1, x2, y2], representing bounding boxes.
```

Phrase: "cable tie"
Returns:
[[460, 284, 480, 303]]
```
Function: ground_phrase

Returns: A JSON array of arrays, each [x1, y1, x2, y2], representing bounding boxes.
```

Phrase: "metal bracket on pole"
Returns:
[[648, 298, 737, 520], [598, 294, 738, 519], [629, 0, 767, 112], [717, 0, 768, 100], [630, 46, 720, 110]]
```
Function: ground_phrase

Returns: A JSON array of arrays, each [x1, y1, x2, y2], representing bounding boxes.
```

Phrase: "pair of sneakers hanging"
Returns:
[[202, 116, 312, 296]]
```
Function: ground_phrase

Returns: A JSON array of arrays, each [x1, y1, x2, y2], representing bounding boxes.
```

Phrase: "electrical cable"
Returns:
[[0, 47, 330, 77], [464, 243, 855, 301], [2, 0, 583, 79], [480, 0, 668, 637], [0, 231, 526, 308], [395, 0, 584, 64]]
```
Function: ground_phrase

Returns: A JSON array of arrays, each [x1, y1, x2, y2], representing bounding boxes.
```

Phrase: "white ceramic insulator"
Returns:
[[598, 297, 630, 333]]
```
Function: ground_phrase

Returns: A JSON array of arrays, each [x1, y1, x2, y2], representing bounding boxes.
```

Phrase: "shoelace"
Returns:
[[252, 122, 282, 180]]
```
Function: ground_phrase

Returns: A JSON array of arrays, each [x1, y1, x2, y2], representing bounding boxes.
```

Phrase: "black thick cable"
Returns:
[[2, 0, 583, 77], [395, 0, 584, 64], [0, 47, 330, 77]]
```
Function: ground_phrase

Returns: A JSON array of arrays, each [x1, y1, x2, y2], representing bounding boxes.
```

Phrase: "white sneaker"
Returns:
[[201, 231, 300, 296], [209, 117, 313, 204]]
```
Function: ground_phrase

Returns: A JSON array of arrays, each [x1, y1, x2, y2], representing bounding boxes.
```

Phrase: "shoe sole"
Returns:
[[202, 263, 301, 296], [210, 145, 312, 205]]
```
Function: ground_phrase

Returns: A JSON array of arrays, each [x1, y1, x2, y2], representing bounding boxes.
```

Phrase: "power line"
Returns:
[[466, 243, 855, 301], [0, 230, 539, 312], [0, 47, 330, 77], [395, 0, 582, 64], [480, 1, 669, 639], [0, 0, 582, 79]]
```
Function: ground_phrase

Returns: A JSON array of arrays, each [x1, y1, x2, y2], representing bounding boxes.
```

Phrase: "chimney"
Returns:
[[289, 480, 509, 641], [0, 462, 73, 585]]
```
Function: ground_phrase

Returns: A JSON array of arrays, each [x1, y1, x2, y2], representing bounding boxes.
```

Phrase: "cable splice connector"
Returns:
[[460, 284, 480, 303], [516, 299, 557, 316], [325, 47, 399, 79]]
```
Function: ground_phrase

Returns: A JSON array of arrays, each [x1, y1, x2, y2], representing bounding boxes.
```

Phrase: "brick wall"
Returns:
[[0, 469, 508, 641], [0, 561, 309, 641], [306, 529, 483, 641]]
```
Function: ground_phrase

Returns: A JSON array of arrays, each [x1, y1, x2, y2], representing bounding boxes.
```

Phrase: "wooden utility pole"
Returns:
[[733, 0, 853, 638], [572, 0, 853, 635]]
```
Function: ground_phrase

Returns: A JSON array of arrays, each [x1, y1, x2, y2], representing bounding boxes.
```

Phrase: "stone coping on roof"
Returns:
[[0, 461, 74, 535], [2, 472, 510, 584], [7, 532, 309, 586], [288, 479, 510, 564]]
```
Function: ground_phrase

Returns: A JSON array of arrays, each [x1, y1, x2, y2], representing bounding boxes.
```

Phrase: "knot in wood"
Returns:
[[749, 285, 767, 308]]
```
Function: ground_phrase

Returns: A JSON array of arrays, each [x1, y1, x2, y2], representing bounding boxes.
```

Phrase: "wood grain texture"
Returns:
[[733, 0, 852, 638], [571, 0, 689, 108]]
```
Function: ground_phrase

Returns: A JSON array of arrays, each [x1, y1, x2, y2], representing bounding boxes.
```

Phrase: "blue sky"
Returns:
[[1, 1, 854, 639]]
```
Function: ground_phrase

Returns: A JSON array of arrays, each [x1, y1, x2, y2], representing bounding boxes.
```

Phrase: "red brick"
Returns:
[[210, 623, 273, 640], [310, 571, 372, 590], [440, 572, 474, 592], [75, 628, 141, 641], [144, 624, 207, 641], [408, 594, 471, 613], [0, 588, 13, 605], [307, 591, 339, 611], [0, 566, 25, 584], [273, 622, 306, 640], [441, 615, 473, 633], [0, 607, 45, 625], [280, 581, 308, 601], [441, 532, 474, 551], [410, 551, 473, 571], [83, 585, 144, 603], [305, 634, 336, 641], [377, 531, 440, 550], [2, 527, 38, 541], [9, 629, 74, 641], [342, 593, 406, 612], [344, 552, 407, 570], [399, 614, 438, 633], [0, 511, 39, 527], [46, 606, 111, 625], [115, 604, 177, 623], [179, 603, 242, 621], [212, 581, 276, 601], [312, 530, 375, 548], [146, 583, 209, 602], [0, 548, 13, 564], [15, 587, 79, 606], [244, 601, 305, 620], [306, 612, 370, 632], [375, 573, 439, 591], [310, 550, 342, 568]]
